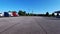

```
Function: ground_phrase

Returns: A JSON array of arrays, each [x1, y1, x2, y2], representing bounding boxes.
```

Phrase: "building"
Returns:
[[54, 11, 60, 16], [53, 11, 60, 18]]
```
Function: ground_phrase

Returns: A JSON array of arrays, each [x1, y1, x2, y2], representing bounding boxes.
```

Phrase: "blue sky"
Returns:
[[0, 0, 60, 14]]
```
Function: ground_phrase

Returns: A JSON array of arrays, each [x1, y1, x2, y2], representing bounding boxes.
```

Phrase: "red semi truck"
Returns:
[[12, 12, 18, 17]]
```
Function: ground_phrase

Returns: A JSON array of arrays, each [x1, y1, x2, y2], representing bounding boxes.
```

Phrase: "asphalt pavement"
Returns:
[[0, 16, 60, 34]]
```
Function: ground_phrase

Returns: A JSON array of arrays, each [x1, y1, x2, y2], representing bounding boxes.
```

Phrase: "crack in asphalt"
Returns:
[[35, 18, 47, 34], [0, 22, 21, 34]]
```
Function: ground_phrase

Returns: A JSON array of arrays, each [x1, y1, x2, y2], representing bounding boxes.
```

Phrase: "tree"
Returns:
[[18, 10, 26, 16], [8, 11, 11, 12], [46, 12, 49, 16], [18, 10, 23, 16], [52, 13, 55, 16], [26, 13, 29, 16], [23, 11, 26, 16]]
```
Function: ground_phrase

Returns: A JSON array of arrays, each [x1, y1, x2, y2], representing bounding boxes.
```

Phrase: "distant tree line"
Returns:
[[17, 10, 39, 16], [17, 10, 55, 17], [18, 10, 35, 16], [45, 12, 55, 17], [7, 10, 56, 17]]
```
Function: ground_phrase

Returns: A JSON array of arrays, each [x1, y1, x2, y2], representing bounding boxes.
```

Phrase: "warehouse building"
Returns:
[[53, 11, 60, 18], [54, 11, 60, 16]]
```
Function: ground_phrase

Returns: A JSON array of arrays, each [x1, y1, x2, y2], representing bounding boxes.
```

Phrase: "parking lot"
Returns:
[[0, 16, 60, 34]]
